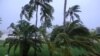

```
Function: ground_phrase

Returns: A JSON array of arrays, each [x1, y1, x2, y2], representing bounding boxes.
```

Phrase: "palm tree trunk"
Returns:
[[34, 5, 38, 56], [63, 0, 67, 32], [20, 42, 30, 56], [22, 45, 30, 56], [36, 6, 38, 26]]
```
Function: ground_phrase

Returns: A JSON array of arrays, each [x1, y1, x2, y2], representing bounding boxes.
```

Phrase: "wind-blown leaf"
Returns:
[[69, 26, 90, 36], [74, 13, 80, 21]]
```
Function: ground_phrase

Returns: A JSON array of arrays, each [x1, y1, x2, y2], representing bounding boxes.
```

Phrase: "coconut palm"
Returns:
[[51, 20, 88, 41], [65, 5, 81, 22], [50, 20, 100, 56], [38, 1, 54, 56], [40, 2, 54, 28], [20, 0, 53, 23], [63, 4, 81, 32], [20, 0, 54, 56], [4, 20, 42, 56]]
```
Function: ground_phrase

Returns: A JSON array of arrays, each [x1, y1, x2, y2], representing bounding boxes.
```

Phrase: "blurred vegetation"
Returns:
[[1, 0, 100, 56]]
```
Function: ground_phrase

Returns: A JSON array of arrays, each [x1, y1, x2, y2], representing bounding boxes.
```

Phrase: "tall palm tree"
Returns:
[[20, 0, 54, 56], [4, 20, 42, 56], [39, 6, 54, 56], [63, 0, 67, 32], [63, 1, 81, 31]]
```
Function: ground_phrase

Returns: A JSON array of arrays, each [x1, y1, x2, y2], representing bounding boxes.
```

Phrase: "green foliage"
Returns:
[[4, 20, 42, 56], [20, 0, 54, 21], [51, 20, 89, 41], [0, 45, 7, 56], [50, 20, 100, 56], [3, 0, 100, 56], [20, 0, 54, 56]]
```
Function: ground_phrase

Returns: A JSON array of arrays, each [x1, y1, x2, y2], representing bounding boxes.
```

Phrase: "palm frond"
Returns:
[[4, 37, 18, 54], [69, 26, 90, 36], [74, 13, 80, 20], [20, 4, 35, 20]]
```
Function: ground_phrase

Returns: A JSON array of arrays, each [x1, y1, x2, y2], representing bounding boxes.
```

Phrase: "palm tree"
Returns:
[[63, 2, 81, 31], [50, 20, 100, 56], [51, 20, 87, 41], [4, 20, 42, 56], [20, 0, 53, 24], [38, 5, 54, 54], [20, 0, 54, 56], [40, 2, 54, 28], [65, 5, 81, 22], [37, 1, 54, 56]]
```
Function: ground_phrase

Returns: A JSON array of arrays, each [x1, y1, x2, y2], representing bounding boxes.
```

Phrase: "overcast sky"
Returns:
[[0, 0, 100, 40]]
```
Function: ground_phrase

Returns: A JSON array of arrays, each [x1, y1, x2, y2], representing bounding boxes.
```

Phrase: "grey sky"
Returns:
[[0, 0, 100, 40]]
